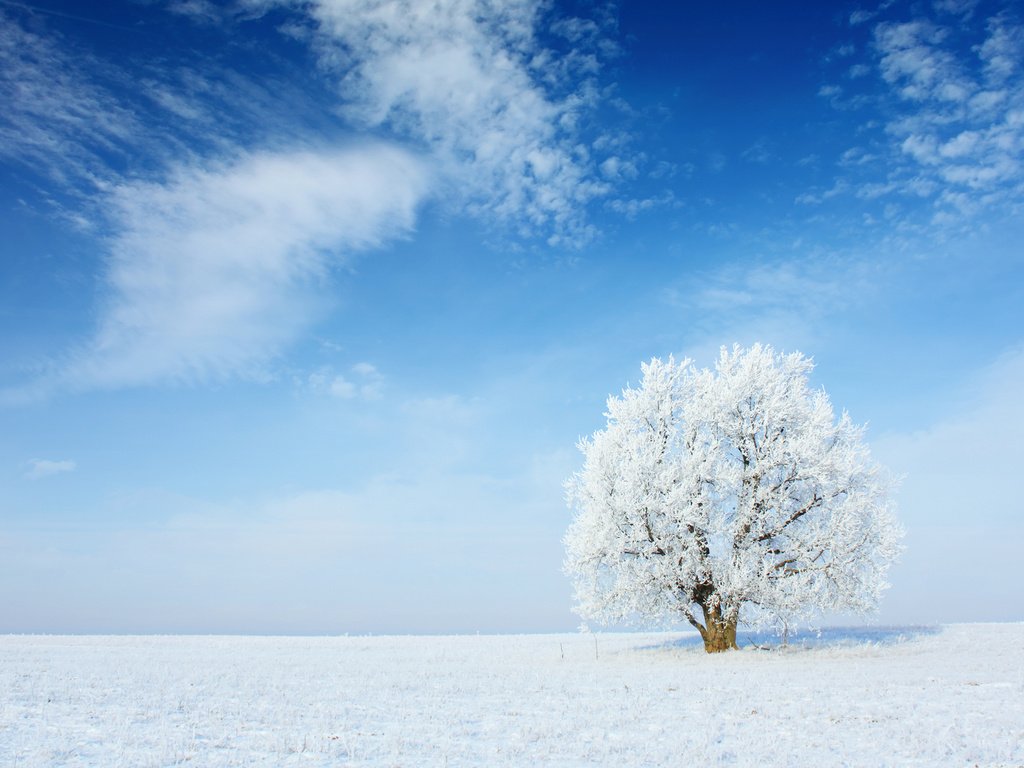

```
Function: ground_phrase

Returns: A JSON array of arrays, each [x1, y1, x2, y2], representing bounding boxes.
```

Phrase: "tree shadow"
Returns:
[[636, 625, 943, 653]]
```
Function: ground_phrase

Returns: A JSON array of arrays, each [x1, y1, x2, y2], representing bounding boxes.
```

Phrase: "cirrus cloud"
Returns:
[[250, 0, 616, 244], [52, 143, 429, 392], [811, 5, 1024, 232], [2, 0, 624, 399], [24, 458, 77, 480]]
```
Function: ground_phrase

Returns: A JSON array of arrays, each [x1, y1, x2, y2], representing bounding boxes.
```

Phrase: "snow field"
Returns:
[[1, 624, 1022, 767]]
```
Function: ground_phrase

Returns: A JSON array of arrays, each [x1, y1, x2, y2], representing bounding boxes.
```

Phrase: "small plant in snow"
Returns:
[[564, 343, 903, 653]]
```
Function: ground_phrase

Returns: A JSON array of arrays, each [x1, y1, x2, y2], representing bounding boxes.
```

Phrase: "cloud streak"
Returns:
[[51, 144, 428, 391], [262, 0, 615, 244], [24, 458, 77, 480], [874, 12, 1024, 225], [3, 0, 623, 396], [0, 11, 137, 188], [0, 8, 338, 198], [307, 362, 385, 400], [812, 5, 1024, 231]]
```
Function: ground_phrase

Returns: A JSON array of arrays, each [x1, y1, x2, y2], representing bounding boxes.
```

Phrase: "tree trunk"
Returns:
[[699, 603, 739, 653]]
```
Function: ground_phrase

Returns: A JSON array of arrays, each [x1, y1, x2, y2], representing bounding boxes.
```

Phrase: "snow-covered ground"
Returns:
[[1, 623, 1021, 767]]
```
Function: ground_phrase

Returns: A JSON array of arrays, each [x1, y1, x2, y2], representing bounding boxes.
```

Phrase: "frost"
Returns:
[[564, 344, 903, 651], [1, 627, 1021, 766]]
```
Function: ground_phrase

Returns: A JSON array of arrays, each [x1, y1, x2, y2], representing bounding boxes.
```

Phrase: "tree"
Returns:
[[564, 344, 902, 653]]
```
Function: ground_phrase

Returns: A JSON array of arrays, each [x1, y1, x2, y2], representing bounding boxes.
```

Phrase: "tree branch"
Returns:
[[681, 606, 706, 639], [755, 493, 822, 542]]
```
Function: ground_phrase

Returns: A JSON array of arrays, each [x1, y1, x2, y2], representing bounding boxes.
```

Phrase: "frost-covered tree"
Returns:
[[564, 344, 902, 653]]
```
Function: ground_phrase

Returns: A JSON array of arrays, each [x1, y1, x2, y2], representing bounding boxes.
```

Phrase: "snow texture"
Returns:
[[565, 344, 903, 638], [1, 624, 1022, 766]]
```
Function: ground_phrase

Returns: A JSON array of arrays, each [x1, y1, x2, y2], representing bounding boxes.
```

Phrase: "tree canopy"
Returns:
[[564, 344, 903, 652]]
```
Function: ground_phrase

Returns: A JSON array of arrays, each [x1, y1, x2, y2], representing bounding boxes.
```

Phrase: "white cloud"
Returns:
[[874, 21, 964, 101], [3, 0, 626, 397], [253, 0, 616, 245], [13, 0, 621, 373], [52, 144, 428, 390], [820, 8, 1024, 230], [850, 9, 877, 26], [0, 10, 328, 196], [932, 0, 980, 19], [599, 156, 637, 179], [873, 14, 1024, 217], [605, 192, 677, 219], [839, 146, 878, 166], [0, 12, 137, 187], [657, 254, 890, 368], [166, 0, 225, 25], [309, 361, 385, 400], [24, 459, 76, 480], [351, 361, 378, 377], [328, 376, 356, 398], [979, 18, 1023, 81], [741, 138, 774, 164], [686, 257, 874, 317], [795, 178, 850, 204]]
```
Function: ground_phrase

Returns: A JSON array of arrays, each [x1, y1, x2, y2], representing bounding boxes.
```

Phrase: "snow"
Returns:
[[2, 624, 1022, 767], [565, 345, 902, 642]]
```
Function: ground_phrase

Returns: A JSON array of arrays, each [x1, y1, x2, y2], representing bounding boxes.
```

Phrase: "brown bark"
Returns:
[[698, 602, 739, 653]]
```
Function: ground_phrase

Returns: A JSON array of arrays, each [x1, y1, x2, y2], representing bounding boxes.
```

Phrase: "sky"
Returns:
[[0, 0, 1021, 634]]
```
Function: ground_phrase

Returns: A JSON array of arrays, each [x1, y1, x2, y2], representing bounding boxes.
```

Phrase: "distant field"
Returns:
[[2, 624, 1021, 767]]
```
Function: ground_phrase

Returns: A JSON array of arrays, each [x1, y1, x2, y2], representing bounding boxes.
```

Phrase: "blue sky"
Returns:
[[1, 0, 1021, 633]]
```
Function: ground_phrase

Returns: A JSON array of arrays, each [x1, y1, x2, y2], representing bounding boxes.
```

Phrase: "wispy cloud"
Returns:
[[308, 361, 385, 400], [850, 9, 878, 26], [678, 256, 878, 317], [815, 5, 1024, 231], [165, 0, 225, 25], [931, 0, 980, 20], [254, 0, 617, 245], [24, 458, 76, 480], [40, 144, 428, 392], [658, 253, 892, 366], [741, 137, 775, 164], [0, 11, 138, 189], [0, 9, 334, 198], [3, 0, 625, 397], [874, 12, 1024, 223], [874, 20, 970, 103], [604, 191, 678, 219]]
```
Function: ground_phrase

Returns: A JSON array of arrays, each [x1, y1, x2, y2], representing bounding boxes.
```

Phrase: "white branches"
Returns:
[[564, 343, 903, 645]]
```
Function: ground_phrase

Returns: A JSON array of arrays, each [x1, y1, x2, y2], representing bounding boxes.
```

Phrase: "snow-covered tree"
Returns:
[[564, 344, 902, 653]]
